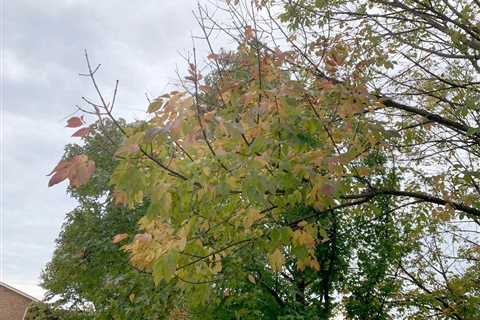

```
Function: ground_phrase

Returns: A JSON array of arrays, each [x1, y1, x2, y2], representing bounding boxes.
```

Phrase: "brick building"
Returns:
[[0, 282, 38, 320]]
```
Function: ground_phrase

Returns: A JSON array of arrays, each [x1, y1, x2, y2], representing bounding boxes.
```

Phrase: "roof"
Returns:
[[0, 281, 40, 302]]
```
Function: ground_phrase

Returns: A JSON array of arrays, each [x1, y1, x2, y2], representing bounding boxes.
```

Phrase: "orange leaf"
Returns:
[[113, 190, 128, 206], [112, 233, 128, 244], [207, 53, 219, 60], [245, 25, 254, 40]]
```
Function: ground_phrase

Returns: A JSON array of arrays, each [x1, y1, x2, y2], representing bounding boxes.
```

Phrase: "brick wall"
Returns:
[[0, 285, 32, 320]]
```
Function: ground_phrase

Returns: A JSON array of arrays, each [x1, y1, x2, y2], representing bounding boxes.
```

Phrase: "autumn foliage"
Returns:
[[47, 1, 480, 319]]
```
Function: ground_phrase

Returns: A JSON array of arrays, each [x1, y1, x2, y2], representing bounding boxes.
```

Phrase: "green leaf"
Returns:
[[152, 251, 178, 286], [147, 99, 163, 113]]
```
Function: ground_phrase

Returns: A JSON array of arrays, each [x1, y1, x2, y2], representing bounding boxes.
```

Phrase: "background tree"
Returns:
[[43, 120, 184, 320]]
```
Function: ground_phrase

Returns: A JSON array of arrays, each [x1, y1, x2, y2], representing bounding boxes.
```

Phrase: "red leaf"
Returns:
[[71, 127, 90, 137], [48, 170, 69, 187], [320, 183, 336, 197], [48, 154, 95, 188], [66, 116, 83, 128], [47, 160, 70, 176]]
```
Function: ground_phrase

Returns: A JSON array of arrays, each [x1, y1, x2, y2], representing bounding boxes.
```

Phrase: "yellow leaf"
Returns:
[[163, 192, 172, 213], [177, 233, 187, 251], [297, 220, 308, 227], [226, 176, 239, 189], [268, 249, 285, 272], [203, 110, 216, 121], [243, 208, 265, 230], [292, 230, 316, 248], [307, 257, 320, 271], [212, 255, 222, 273], [356, 166, 370, 177]]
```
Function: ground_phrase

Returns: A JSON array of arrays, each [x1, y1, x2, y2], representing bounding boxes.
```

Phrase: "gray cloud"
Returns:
[[3, 0, 228, 299]]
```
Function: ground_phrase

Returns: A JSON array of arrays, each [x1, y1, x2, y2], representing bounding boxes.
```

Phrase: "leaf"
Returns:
[[49, 155, 95, 188], [147, 99, 163, 113], [270, 227, 291, 248], [66, 116, 83, 128], [207, 53, 219, 60], [212, 255, 222, 273], [245, 25, 254, 40], [150, 189, 172, 218], [247, 274, 256, 284], [320, 182, 335, 197], [307, 257, 320, 271], [69, 156, 96, 187], [152, 251, 178, 286], [112, 190, 128, 206], [144, 127, 166, 142], [47, 159, 70, 177], [292, 230, 316, 248], [114, 144, 140, 157], [268, 249, 285, 272], [47, 159, 71, 187], [243, 208, 264, 230], [48, 170, 69, 187], [112, 233, 128, 244], [71, 127, 90, 137]]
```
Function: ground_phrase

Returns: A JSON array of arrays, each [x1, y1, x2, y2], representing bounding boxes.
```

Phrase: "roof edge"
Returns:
[[0, 281, 40, 302]]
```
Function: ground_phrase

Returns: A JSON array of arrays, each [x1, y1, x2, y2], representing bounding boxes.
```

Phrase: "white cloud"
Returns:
[[4, 49, 30, 83]]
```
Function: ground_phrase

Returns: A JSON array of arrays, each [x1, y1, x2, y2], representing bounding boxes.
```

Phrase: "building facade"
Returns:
[[0, 282, 38, 320]]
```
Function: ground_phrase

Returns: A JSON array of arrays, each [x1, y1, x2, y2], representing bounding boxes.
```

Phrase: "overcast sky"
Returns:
[[1, 0, 229, 299]]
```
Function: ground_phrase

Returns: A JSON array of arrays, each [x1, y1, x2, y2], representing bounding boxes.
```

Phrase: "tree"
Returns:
[[269, 1, 480, 318], [48, 1, 480, 319], [43, 120, 183, 320]]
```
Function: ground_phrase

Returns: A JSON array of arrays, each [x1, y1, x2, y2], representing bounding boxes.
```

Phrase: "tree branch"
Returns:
[[344, 188, 480, 218]]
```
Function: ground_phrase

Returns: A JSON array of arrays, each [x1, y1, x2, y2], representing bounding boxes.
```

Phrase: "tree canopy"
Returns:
[[47, 1, 480, 319]]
